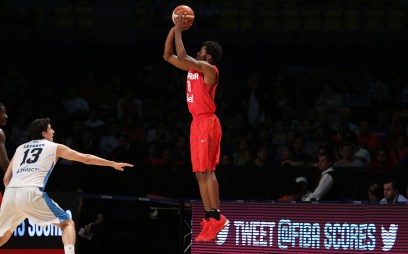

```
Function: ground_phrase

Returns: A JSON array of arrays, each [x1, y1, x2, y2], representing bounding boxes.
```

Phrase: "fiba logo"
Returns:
[[381, 224, 398, 251]]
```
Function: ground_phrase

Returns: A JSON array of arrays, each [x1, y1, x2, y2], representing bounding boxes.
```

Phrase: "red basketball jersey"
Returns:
[[186, 66, 219, 117]]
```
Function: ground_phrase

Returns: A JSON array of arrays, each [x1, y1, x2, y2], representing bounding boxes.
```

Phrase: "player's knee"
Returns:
[[60, 219, 75, 230], [0, 230, 13, 247]]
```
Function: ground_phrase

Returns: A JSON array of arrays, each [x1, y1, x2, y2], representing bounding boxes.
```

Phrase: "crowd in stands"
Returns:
[[1, 53, 408, 202]]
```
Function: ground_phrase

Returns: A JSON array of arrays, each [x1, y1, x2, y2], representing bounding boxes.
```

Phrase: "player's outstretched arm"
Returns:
[[57, 144, 133, 171]]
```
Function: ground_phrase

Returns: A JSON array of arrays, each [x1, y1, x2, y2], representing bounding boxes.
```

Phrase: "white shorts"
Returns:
[[0, 187, 70, 237]]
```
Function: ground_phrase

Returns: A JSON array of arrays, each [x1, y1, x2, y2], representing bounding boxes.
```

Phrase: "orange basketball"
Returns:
[[172, 5, 195, 29]]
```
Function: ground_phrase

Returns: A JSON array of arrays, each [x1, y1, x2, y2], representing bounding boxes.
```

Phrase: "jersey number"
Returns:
[[20, 148, 43, 166]]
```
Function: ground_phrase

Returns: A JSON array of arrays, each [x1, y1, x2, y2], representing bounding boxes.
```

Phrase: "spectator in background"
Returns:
[[314, 83, 342, 127], [367, 182, 382, 202], [1, 66, 28, 107], [305, 153, 340, 201], [271, 120, 287, 155], [62, 85, 90, 121], [37, 88, 64, 124], [333, 143, 365, 168], [246, 145, 273, 171], [109, 134, 136, 164], [354, 148, 371, 166], [145, 120, 169, 145], [232, 138, 251, 167], [116, 88, 143, 120], [384, 110, 407, 149], [381, 178, 408, 204], [357, 119, 381, 152], [250, 125, 276, 161], [289, 137, 312, 166], [120, 114, 146, 146], [309, 145, 328, 167], [330, 121, 350, 150], [83, 108, 106, 130], [275, 144, 294, 168], [368, 147, 397, 169], [172, 135, 191, 167], [304, 125, 329, 159], [333, 107, 359, 135], [278, 181, 302, 201], [281, 105, 299, 131], [269, 85, 288, 116], [155, 146, 178, 167], [64, 120, 85, 152], [389, 134, 408, 166], [223, 114, 248, 149], [220, 153, 233, 167], [372, 109, 390, 144], [98, 122, 120, 157], [8, 113, 29, 150], [244, 73, 267, 128], [167, 125, 182, 149], [215, 153, 233, 198], [297, 119, 314, 145], [295, 176, 312, 201]]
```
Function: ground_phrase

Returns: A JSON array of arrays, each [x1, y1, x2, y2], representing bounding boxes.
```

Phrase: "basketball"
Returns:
[[172, 5, 195, 29]]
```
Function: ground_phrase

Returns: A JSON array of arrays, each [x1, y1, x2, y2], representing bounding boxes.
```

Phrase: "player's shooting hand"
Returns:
[[174, 11, 190, 31], [113, 162, 134, 171]]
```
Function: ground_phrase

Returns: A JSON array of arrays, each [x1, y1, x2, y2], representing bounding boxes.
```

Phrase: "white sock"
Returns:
[[64, 244, 75, 254]]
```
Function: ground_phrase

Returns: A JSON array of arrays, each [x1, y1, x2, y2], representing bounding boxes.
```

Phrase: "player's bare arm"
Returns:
[[0, 129, 9, 172], [56, 144, 133, 171], [3, 157, 14, 187], [163, 28, 189, 71], [173, 14, 217, 86]]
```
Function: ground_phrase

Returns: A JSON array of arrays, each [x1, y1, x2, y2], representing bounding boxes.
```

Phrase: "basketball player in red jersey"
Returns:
[[163, 14, 229, 242], [0, 103, 10, 204]]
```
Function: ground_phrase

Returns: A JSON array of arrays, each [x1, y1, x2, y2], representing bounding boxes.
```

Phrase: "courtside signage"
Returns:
[[1, 192, 78, 254], [192, 202, 408, 253]]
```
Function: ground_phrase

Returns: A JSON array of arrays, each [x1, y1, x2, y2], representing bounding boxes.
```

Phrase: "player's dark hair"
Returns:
[[0, 102, 4, 109], [30, 118, 51, 140], [204, 41, 222, 64]]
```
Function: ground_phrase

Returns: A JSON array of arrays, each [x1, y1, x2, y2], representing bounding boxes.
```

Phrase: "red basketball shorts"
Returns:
[[190, 115, 222, 172]]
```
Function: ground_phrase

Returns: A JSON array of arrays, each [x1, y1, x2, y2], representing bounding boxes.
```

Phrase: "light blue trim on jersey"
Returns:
[[42, 190, 70, 222], [42, 161, 55, 191]]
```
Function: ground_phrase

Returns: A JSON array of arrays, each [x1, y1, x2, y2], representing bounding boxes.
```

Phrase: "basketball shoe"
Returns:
[[201, 215, 229, 242], [195, 218, 211, 242]]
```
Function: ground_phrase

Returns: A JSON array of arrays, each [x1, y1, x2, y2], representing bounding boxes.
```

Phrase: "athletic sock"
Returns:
[[210, 208, 220, 220], [205, 210, 211, 220], [64, 244, 75, 254]]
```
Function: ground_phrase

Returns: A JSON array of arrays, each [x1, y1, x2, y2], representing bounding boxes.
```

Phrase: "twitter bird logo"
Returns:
[[381, 224, 398, 251]]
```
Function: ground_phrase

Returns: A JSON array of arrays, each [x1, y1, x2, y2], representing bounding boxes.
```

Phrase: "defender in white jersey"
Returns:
[[0, 118, 133, 254]]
